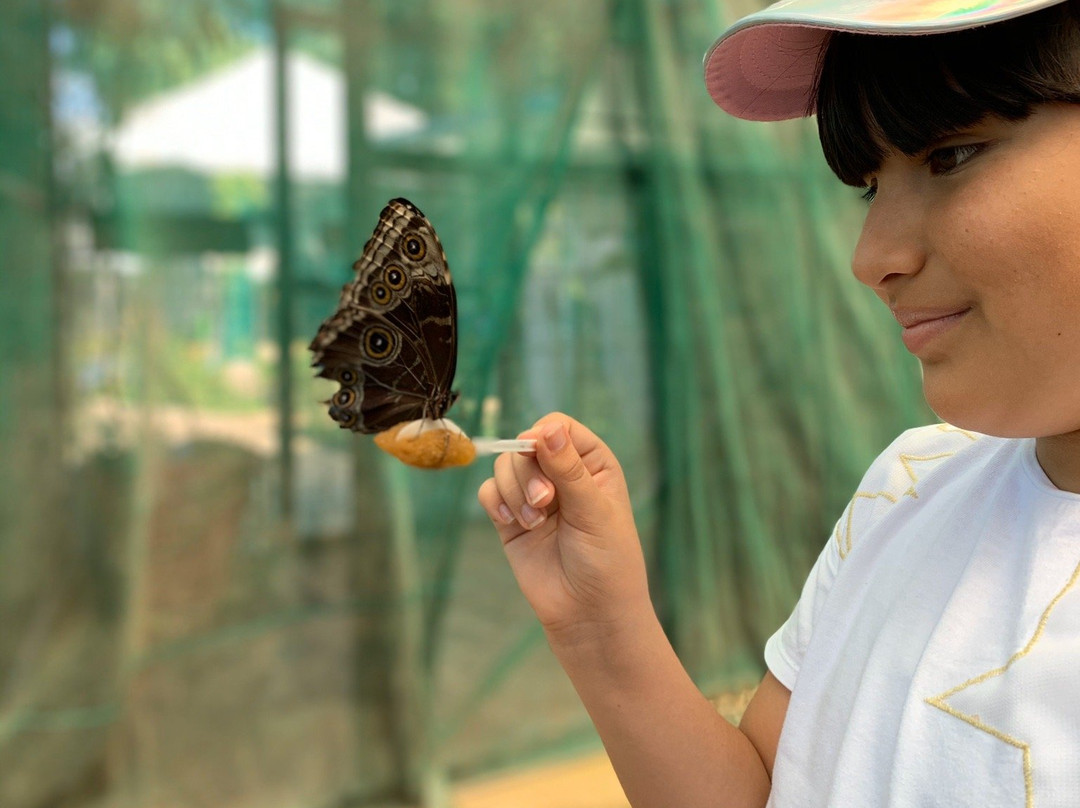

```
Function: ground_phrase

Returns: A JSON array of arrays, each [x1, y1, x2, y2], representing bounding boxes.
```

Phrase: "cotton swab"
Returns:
[[471, 438, 537, 456]]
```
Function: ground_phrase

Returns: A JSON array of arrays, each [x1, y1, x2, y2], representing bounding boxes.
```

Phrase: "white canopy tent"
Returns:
[[110, 47, 427, 181]]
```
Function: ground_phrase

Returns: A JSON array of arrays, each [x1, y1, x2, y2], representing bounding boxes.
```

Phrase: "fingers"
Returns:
[[492, 448, 551, 530], [530, 416, 620, 531], [529, 413, 608, 477], [477, 459, 548, 544], [477, 476, 525, 541], [477, 412, 616, 538]]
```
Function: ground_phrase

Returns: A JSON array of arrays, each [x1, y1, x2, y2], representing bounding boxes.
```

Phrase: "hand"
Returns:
[[477, 413, 651, 648]]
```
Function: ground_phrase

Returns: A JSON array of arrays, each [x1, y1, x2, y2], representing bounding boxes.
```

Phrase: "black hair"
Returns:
[[813, 0, 1080, 187]]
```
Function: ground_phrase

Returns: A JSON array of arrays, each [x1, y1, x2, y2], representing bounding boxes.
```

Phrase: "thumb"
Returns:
[[533, 419, 609, 521]]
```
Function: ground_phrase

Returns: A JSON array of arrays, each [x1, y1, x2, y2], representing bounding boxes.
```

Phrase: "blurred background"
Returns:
[[0, 0, 933, 806]]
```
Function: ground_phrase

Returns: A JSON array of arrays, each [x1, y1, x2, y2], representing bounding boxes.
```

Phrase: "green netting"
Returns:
[[0, 0, 933, 806]]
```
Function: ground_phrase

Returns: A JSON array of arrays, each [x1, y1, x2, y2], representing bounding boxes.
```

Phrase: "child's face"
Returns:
[[851, 103, 1080, 439]]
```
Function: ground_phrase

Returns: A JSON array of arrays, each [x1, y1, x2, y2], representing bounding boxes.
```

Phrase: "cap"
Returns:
[[704, 0, 1068, 121]]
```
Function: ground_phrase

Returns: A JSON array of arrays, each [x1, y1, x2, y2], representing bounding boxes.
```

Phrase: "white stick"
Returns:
[[471, 438, 537, 456]]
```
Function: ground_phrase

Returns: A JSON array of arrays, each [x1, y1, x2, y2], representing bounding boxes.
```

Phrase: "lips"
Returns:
[[891, 306, 972, 354]]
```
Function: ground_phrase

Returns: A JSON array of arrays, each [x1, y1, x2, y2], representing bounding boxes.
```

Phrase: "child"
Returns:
[[477, 0, 1080, 804]]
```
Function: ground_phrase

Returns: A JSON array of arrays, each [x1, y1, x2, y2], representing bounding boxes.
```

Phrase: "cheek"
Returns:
[[1005, 158, 1080, 272], [938, 177, 1080, 296]]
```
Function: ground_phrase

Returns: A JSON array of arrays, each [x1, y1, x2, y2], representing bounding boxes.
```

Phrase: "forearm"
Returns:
[[549, 607, 771, 808]]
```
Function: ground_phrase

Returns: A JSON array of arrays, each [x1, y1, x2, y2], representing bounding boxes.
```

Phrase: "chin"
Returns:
[[920, 357, 1080, 438], [926, 396, 1062, 440], [923, 384, 1030, 439]]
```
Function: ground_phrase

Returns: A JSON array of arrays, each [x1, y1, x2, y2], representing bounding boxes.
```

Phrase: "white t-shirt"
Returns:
[[766, 424, 1080, 808]]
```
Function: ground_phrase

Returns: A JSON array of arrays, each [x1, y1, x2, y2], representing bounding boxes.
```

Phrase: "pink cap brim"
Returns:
[[704, 0, 1069, 121], [705, 25, 828, 122]]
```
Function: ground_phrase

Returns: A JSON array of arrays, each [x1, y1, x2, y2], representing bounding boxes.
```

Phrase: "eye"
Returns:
[[925, 143, 984, 175], [860, 180, 877, 204], [364, 326, 395, 360], [339, 369, 357, 384], [371, 281, 392, 305], [334, 389, 356, 408], [384, 265, 407, 290], [403, 235, 426, 260]]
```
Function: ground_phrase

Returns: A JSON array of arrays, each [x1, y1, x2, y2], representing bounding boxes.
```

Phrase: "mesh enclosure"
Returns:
[[0, 0, 932, 806]]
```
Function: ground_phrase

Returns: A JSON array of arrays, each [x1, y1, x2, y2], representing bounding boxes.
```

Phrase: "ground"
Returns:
[[453, 687, 756, 808]]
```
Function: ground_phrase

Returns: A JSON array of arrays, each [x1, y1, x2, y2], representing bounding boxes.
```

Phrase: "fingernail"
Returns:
[[520, 504, 545, 528], [497, 504, 516, 525], [543, 424, 567, 452], [527, 478, 550, 506]]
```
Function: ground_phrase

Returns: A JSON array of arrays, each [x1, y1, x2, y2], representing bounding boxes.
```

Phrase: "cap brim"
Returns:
[[704, 0, 1068, 121]]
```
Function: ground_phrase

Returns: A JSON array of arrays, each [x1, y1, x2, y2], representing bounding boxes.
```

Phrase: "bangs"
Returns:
[[814, 4, 1080, 187]]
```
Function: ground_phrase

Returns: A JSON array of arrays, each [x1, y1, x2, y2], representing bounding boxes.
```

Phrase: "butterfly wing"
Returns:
[[309, 198, 458, 434]]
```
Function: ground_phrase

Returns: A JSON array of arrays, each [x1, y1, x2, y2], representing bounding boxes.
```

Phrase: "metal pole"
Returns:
[[273, 1, 295, 521]]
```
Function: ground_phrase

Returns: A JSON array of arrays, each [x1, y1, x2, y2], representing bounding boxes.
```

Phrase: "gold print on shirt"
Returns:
[[897, 452, 957, 499], [835, 491, 897, 559], [925, 558, 1080, 808], [834, 426, 977, 560], [936, 424, 980, 441]]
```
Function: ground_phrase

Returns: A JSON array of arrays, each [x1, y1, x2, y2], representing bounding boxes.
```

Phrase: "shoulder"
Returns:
[[764, 425, 1016, 686], [865, 422, 994, 486], [834, 423, 1014, 560]]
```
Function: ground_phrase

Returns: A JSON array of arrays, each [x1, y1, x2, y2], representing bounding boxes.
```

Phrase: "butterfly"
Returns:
[[309, 198, 459, 434]]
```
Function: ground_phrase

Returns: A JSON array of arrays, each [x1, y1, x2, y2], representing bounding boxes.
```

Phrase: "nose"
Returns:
[[851, 187, 928, 292]]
